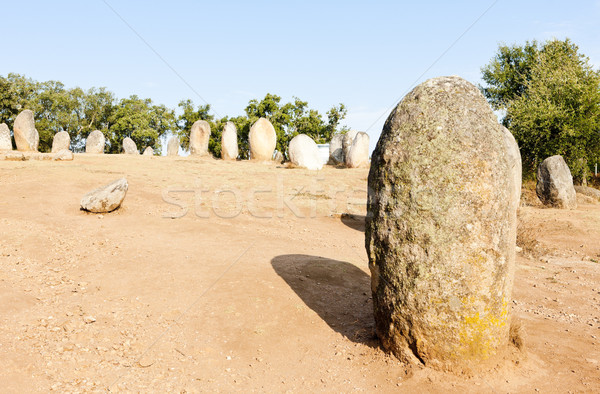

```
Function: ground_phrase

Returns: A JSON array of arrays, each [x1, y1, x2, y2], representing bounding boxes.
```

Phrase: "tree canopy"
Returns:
[[480, 39, 600, 181], [0, 73, 348, 157]]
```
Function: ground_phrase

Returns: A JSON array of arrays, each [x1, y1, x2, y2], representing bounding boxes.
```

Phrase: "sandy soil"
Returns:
[[0, 154, 599, 393]]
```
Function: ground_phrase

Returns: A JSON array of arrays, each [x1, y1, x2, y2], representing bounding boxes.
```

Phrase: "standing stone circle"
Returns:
[[167, 136, 179, 156], [51, 131, 71, 153], [342, 130, 359, 161], [366, 76, 519, 370], [0, 123, 11, 151], [345, 132, 370, 168], [86, 130, 105, 154], [249, 118, 277, 161], [536, 155, 577, 209], [190, 120, 211, 156], [122, 137, 139, 155], [143, 147, 154, 156], [221, 122, 238, 160], [328, 134, 344, 164], [288, 134, 323, 170], [13, 110, 39, 152]]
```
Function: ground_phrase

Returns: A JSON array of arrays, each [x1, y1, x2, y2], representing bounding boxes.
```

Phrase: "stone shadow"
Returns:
[[271, 254, 377, 347], [340, 213, 366, 232]]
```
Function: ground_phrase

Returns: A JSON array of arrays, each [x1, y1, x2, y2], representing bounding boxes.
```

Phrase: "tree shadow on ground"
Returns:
[[340, 213, 366, 232], [271, 254, 378, 347]]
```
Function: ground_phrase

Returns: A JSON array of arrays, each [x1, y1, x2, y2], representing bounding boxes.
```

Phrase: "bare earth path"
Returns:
[[0, 155, 599, 392]]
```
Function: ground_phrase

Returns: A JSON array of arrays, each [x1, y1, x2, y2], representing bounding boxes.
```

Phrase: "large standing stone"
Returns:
[[167, 136, 179, 156], [366, 76, 518, 370], [342, 130, 359, 161], [221, 122, 238, 160], [122, 137, 139, 155], [86, 130, 105, 154], [143, 147, 154, 156], [288, 134, 323, 170], [345, 132, 370, 168], [80, 178, 128, 213], [13, 110, 39, 152], [536, 155, 577, 209], [328, 134, 344, 164], [502, 127, 522, 204], [190, 120, 211, 156], [249, 118, 276, 161], [51, 131, 71, 153], [0, 123, 11, 150]]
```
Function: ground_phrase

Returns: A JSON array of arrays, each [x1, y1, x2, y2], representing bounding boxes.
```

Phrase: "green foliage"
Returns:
[[1, 73, 348, 158], [107, 96, 175, 154], [481, 39, 600, 181]]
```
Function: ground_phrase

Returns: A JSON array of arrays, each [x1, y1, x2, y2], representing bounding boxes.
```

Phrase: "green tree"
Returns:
[[107, 95, 175, 154], [480, 38, 600, 181]]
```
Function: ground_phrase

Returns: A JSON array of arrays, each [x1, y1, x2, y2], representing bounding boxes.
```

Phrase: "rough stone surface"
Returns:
[[190, 120, 211, 156], [345, 132, 370, 168], [342, 130, 359, 161], [167, 136, 179, 156], [574, 185, 600, 202], [249, 118, 276, 161], [502, 127, 522, 205], [13, 110, 39, 152], [51, 131, 71, 153], [142, 147, 154, 156], [536, 155, 577, 209], [80, 178, 128, 213], [0, 123, 12, 150], [365, 76, 518, 370], [122, 137, 139, 155], [328, 134, 344, 164], [221, 122, 238, 160], [288, 134, 323, 170], [53, 149, 74, 161], [86, 130, 105, 154]]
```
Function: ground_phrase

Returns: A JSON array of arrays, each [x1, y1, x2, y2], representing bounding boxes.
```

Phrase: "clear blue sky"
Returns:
[[2, 0, 599, 153]]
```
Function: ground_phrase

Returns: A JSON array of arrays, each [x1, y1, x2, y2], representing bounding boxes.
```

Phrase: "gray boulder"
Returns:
[[249, 118, 276, 161], [167, 136, 179, 156], [86, 130, 105, 154], [122, 137, 139, 155], [190, 120, 211, 156], [288, 134, 323, 170], [221, 122, 238, 160], [328, 134, 344, 164], [345, 132, 370, 168], [536, 155, 577, 209], [80, 178, 128, 213], [13, 110, 39, 152], [51, 131, 71, 153], [366, 76, 518, 370]]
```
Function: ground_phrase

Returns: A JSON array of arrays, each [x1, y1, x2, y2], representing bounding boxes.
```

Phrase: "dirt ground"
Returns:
[[0, 154, 599, 393]]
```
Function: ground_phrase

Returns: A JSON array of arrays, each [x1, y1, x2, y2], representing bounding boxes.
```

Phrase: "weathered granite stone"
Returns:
[[366, 76, 518, 370], [0, 123, 12, 150], [86, 130, 105, 154], [536, 155, 577, 209], [167, 136, 179, 156], [328, 134, 344, 164], [249, 118, 276, 161], [51, 131, 71, 153], [221, 122, 238, 160], [122, 137, 139, 155], [288, 134, 323, 170], [190, 120, 211, 156], [80, 178, 128, 213], [345, 132, 370, 168], [13, 110, 39, 152]]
